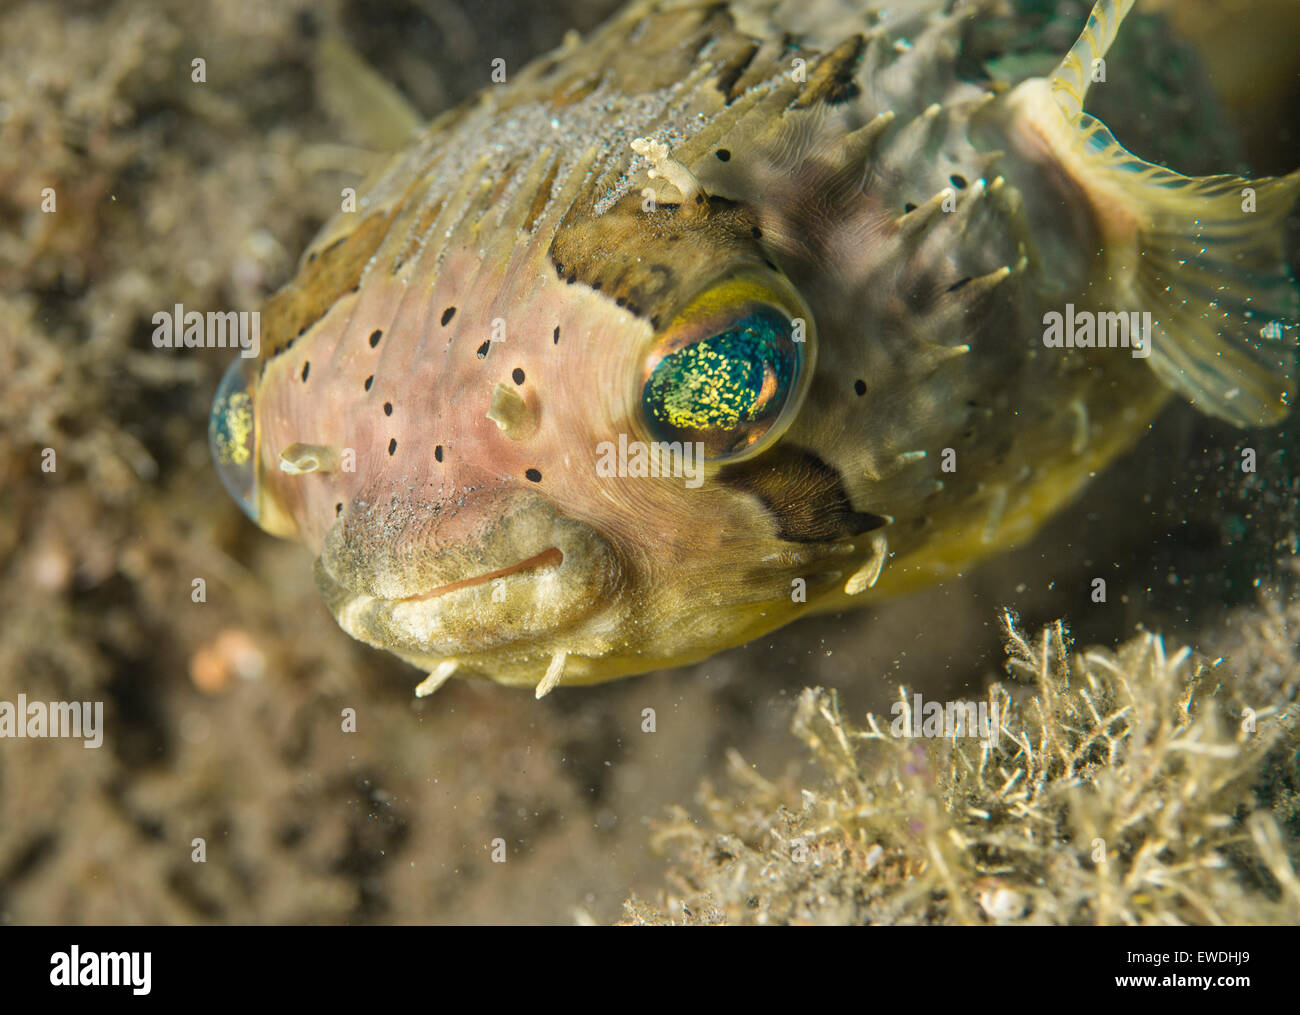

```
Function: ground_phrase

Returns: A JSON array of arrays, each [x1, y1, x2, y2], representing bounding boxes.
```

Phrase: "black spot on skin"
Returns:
[[525, 468, 542, 482], [591, 282, 602, 291], [854, 379, 866, 396], [301, 362, 310, 382], [434, 445, 444, 463], [615, 297, 627, 308], [904, 202, 917, 213], [555, 262, 565, 277], [388, 438, 397, 456], [715, 148, 731, 162], [476, 340, 491, 359], [719, 446, 887, 543], [369, 329, 382, 348], [383, 402, 392, 415], [649, 316, 660, 331], [335, 502, 343, 516], [441, 306, 456, 326], [512, 367, 525, 385], [567, 273, 576, 285], [297, 326, 307, 338], [949, 174, 968, 189], [364, 375, 374, 391], [553, 326, 560, 345]]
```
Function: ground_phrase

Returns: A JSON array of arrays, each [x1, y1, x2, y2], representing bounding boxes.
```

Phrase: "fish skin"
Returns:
[[212, 0, 1300, 692]]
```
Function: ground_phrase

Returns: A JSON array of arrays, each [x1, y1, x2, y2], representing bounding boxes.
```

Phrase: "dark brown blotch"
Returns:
[[709, 34, 759, 104], [548, 190, 761, 325], [261, 208, 399, 364], [719, 446, 887, 543], [792, 35, 865, 109]]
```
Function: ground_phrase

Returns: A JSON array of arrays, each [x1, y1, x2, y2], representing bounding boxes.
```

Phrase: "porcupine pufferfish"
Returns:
[[210, 0, 1300, 697]]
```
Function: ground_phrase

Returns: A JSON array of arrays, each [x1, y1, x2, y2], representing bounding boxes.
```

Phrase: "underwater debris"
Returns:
[[623, 609, 1300, 925]]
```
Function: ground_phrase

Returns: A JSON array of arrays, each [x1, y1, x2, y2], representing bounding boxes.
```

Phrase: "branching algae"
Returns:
[[624, 606, 1300, 925]]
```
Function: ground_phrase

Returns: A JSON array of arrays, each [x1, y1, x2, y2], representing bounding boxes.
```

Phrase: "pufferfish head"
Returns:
[[209, 117, 918, 691]]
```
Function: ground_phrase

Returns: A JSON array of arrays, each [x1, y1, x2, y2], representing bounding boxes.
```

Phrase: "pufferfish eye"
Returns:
[[640, 271, 815, 462], [209, 356, 260, 521]]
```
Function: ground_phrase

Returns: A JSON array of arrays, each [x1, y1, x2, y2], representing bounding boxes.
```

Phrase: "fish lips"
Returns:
[[312, 506, 622, 660]]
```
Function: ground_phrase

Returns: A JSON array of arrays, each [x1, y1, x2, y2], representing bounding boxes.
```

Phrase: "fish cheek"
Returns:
[[717, 445, 887, 544]]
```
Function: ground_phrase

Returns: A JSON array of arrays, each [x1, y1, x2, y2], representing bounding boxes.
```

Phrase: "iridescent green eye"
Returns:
[[209, 356, 259, 520], [643, 307, 801, 458], [640, 274, 813, 462]]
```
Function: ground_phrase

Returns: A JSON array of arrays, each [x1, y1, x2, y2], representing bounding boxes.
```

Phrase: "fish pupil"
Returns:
[[642, 308, 798, 459]]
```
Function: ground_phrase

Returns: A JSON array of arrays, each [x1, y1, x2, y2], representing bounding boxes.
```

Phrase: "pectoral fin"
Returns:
[[1047, 0, 1300, 426]]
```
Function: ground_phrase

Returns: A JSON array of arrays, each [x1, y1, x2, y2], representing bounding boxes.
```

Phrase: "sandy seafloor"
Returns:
[[2, 0, 1300, 925]]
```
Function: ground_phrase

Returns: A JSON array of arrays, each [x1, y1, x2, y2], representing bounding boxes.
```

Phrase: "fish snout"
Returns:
[[313, 487, 622, 661]]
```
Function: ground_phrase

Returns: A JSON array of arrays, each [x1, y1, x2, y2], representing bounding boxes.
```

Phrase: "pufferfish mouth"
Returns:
[[398, 547, 565, 603], [311, 499, 622, 667]]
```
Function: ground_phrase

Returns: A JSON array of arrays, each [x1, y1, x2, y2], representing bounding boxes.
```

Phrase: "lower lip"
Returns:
[[400, 546, 565, 603]]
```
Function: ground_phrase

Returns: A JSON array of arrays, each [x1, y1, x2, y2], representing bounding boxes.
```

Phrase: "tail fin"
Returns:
[[1049, 0, 1300, 427]]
